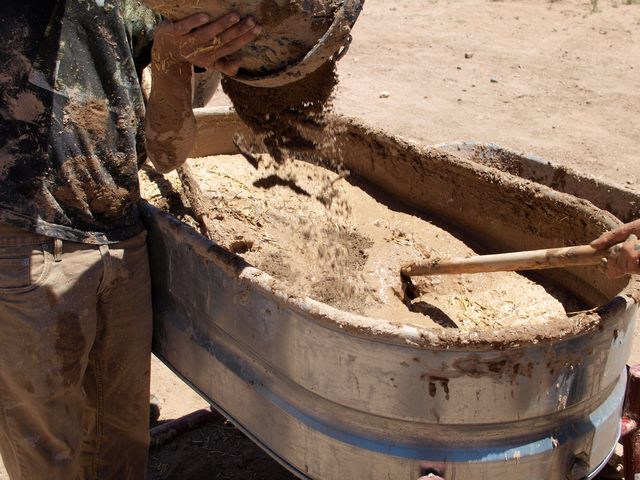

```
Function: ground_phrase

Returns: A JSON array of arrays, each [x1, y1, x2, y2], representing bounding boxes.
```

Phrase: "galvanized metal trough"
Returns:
[[142, 108, 640, 480]]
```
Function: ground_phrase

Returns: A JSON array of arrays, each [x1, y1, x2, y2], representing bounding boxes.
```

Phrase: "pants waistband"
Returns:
[[0, 223, 51, 247], [0, 223, 147, 251]]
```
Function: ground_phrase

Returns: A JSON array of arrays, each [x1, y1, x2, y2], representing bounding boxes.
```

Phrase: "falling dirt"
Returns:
[[222, 61, 339, 163], [140, 153, 570, 333]]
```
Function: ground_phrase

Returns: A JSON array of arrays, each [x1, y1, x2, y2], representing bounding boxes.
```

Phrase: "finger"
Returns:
[[606, 269, 626, 279], [605, 247, 622, 278], [606, 257, 627, 279], [183, 18, 258, 65], [218, 16, 259, 44], [213, 58, 242, 76], [592, 220, 640, 249], [214, 26, 262, 60], [606, 248, 640, 277], [620, 239, 638, 258], [187, 12, 242, 44], [621, 240, 640, 273], [591, 229, 629, 249], [621, 253, 639, 275], [158, 13, 211, 37]]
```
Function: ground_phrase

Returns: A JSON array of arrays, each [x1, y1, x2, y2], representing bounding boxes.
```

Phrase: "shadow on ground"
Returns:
[[148, 418, 296, 480]]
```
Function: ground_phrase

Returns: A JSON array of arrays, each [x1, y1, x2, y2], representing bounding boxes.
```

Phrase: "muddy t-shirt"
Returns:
[[0, 0, 159, 243]]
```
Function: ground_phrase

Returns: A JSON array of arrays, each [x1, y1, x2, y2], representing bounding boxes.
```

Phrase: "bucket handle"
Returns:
[[334, 34, 353, 62]]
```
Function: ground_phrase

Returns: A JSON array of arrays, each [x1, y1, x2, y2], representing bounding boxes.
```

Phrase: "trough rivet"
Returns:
[[569, 455, 590, 479], [417, 470, 445, 480]]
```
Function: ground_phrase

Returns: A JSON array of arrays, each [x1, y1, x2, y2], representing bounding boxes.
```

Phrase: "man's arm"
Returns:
[[145, 12, 260, 173]]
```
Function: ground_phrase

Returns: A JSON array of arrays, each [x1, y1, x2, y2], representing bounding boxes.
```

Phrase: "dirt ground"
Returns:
[[2, 0, 640, 479]]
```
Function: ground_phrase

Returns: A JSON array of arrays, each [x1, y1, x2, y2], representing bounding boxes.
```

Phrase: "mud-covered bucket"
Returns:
[[143, 0, 364, 87]]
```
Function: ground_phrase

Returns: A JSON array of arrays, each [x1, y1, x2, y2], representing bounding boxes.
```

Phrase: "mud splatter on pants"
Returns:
[[0, 223, 152, 479]]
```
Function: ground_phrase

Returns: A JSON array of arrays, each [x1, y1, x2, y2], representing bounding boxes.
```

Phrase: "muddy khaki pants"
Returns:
[[0, 223, 152, 480]]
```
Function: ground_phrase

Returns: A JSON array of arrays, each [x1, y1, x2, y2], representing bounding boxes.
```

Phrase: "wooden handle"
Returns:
[[177, 164, 217, 240], [401, 244, 609, 276]]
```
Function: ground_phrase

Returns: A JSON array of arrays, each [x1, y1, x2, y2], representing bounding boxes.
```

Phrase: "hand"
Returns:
[[152, 12, 261, 76], [591, 219, 640, 277]]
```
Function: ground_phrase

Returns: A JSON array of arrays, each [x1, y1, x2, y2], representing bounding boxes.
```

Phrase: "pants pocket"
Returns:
[[0, 245, 51, 294], [0, 257, 30, 288]]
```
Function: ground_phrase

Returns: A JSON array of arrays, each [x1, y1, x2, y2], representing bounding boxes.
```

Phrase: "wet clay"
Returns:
[[140, 154, 571, 333]]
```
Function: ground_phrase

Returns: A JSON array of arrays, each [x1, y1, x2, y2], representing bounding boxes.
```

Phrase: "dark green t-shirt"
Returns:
[[0, 0, 159, 243]]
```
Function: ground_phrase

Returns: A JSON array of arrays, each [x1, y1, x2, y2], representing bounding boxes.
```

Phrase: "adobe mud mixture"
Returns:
[[140, 153, 575, 336]]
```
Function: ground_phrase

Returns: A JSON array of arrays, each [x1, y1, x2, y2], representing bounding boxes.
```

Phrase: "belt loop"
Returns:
[[53, 238, 63, 262]]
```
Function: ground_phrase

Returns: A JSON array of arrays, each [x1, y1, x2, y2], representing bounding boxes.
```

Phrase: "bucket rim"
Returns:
[[228, 0, 364, 87]]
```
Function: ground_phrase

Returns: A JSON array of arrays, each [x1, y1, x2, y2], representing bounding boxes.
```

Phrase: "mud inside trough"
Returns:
[[139, 150, 613, 343]]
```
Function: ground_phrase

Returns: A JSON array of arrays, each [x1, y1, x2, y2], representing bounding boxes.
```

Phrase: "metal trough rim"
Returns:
[[433, 140, 640, 224]]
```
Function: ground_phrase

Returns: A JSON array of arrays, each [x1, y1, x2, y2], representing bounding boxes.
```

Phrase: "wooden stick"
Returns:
[[401, 244, 609, 277], [149, 407, 222, 449], [176, 164, 217, 240], [232, 133, 261, 169]]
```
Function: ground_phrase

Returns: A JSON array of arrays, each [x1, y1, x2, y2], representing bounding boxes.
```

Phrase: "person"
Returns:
[[0, 1, 260, 479], [591, 219, 640, 277]]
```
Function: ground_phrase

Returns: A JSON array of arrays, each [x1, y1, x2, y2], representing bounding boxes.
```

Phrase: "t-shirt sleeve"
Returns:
[[120, 0, 162, 77]]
